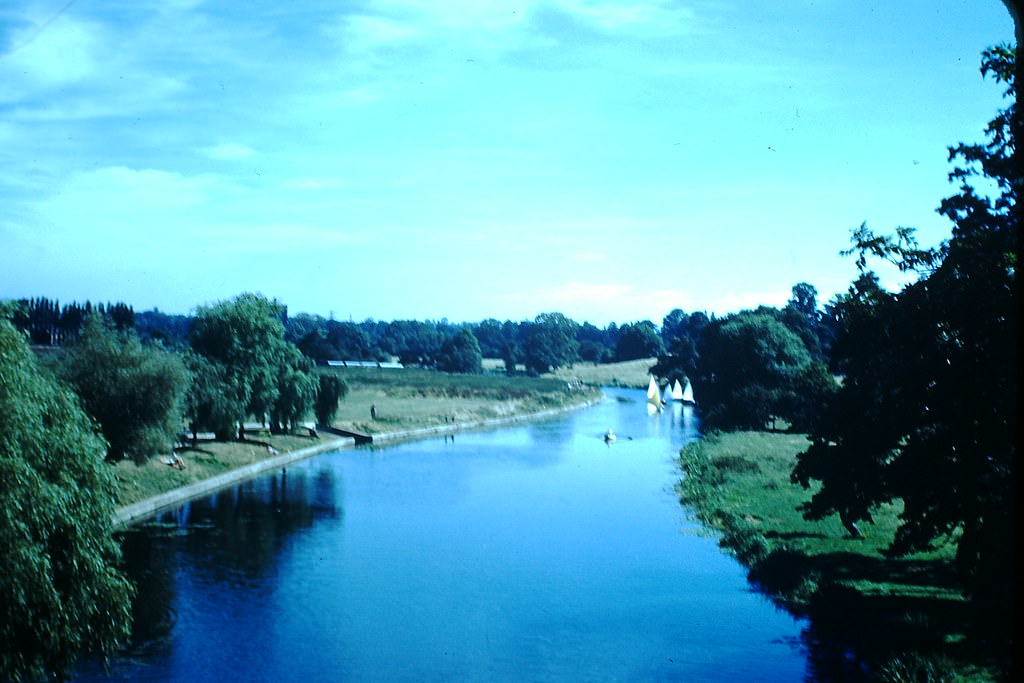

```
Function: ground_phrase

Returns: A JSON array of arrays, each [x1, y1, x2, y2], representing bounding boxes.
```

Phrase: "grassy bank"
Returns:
[[111, 431, 334, 506], [112, 369, 600, 507], [678, 431, 1006, 682]]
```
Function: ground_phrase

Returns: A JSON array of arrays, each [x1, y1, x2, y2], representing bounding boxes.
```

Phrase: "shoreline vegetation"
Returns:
[[111, 360, 652, 515], [678, 431, 1007, 682]]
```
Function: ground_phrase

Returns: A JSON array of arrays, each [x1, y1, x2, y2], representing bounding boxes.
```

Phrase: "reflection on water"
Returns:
[[78, 389, 820, 682]]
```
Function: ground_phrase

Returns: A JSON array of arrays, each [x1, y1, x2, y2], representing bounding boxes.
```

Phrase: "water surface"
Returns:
[[79, 389, 810, 681]]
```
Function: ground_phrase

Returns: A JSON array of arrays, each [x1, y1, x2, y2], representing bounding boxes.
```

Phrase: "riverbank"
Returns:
[[677, 431, 1007, 682], [112, 374, 602, 525]]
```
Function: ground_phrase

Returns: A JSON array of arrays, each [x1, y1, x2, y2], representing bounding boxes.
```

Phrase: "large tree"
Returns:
[[522, 312, 579, 375], [695, 311, 834, 431], [792, 46, 1017, 622], [61, 315, 189, 462], [268, 345, 318, 433], [189, 293, 309, 438], [0, 318, 133, 680], [435, 327, 484, 374], [614, 320, 665, 361]]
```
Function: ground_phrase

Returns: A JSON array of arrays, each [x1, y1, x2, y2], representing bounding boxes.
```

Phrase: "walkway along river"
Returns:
[[77, 389, 822, 681]]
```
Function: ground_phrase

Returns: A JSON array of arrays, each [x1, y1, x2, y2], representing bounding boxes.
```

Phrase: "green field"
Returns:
[[678, 431, 1006, 682]]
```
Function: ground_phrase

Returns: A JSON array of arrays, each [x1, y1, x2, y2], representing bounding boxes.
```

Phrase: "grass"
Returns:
[[677, 431, 1008, 682], [111, 368, 600, 506], [545, 357, 656, 388], [326, 366, 601, 434], [111, 431, 330, 506]]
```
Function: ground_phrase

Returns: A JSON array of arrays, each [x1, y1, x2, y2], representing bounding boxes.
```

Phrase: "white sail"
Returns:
[[671, 380, 684, 401], [681, 380, 695, 404], [647, 376, 661, 405]]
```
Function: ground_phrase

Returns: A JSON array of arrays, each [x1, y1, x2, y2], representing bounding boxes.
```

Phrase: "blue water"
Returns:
[[77, 389, 811, 681]]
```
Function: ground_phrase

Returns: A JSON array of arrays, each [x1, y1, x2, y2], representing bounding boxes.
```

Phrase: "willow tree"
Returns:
[[0, 318, 133, 680]]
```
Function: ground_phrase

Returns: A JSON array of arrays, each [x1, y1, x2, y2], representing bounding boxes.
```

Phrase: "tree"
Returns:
[[297, 329, 337, 362], [435, 328, 484, 374], [269, 346, 318, 433], [661, 308, 687, 346], [652, 310, 710, 388], [314, 373, 348, 427], [182, 351, 240, 441], [695, 311, 834, 431], [189, 293, 299, 438], [379, 320, 444, 367], [325, 322, 372, 360], [0, 319, 133, 680], [522, 312, 579, 375], [614, 320, 665, 361], [471, 318, 512, 358], [61, 316, 189, 462], [793, 46, 1016, 623]]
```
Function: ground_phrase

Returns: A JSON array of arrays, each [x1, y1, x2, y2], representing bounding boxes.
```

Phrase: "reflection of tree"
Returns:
[[117, 528, 178, 648], [180, 468, 340, 579], [118, 466, 341, 648]]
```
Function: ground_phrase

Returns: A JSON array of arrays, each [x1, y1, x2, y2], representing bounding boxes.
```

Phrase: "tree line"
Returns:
[[12, 296, 691, 375]]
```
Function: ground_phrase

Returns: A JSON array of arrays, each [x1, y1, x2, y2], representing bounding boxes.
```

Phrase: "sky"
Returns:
[[0, 1, 1016, 326]]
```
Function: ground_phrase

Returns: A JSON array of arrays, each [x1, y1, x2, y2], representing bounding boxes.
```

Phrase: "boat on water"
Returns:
[[681, 380, 695, 405], [647, 376, 662, 414], [604, 429, 617, 443], [671, 379, 684, 401], [647, 376, 661, 405]]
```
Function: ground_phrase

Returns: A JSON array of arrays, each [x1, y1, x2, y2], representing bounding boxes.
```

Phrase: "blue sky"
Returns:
[[0, 1, 1015, 326]]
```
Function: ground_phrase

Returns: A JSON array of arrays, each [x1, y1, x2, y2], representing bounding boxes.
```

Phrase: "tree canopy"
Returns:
[[614, 320, 665, 361], [522, 312, 579, 375], [0, 319, 133, 680], [693, 311, 834, 431], [435, 327, 484, 374], [60, 316, 189, 462], [189, 293, 309, 437], [792, 46, 1017, 622]]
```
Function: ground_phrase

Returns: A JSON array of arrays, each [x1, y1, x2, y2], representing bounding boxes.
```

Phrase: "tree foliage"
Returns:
[[694, 311, 835, 431], [435, 327, 483, 374], [0, 319, 133, 680], [269, 346, 318, 433], [182, 351, 239, 441], [792, 46, 1017, 621], [614, 320, 665, 361], [189, 293, 310, 437], [314, 373, 348, 427], [61, 316, 189, 462], [522, 312, 579, 375]]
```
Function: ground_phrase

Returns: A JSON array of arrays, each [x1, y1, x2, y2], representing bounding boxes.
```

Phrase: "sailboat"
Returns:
[[647, 376, 662, 410], [671, 380, 684, 401], [681, 380, 695, 405]]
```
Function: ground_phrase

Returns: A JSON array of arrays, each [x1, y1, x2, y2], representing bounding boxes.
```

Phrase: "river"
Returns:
[[76, 388, 814, 681]]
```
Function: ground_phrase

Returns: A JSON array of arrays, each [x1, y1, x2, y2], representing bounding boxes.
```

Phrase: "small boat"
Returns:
[[681, 380, 695, 405], [671, 380, 684, 401], [604, 429, 617, 443], [647, 376, 661, 406]]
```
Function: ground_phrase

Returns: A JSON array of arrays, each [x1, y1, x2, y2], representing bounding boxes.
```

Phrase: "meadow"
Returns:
[[678, 431, 1006, 682]]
